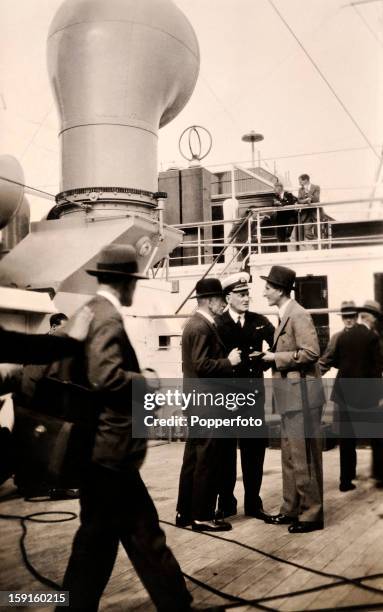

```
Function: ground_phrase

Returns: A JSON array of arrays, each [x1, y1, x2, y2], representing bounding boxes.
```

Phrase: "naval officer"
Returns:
[[215, 272, 274, 520]]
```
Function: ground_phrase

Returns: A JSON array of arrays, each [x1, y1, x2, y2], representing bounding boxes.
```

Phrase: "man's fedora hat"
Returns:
[[260, 265, 296, 291], [359, 299, 383, 319], [190, 278, 224, 299], [221, 272, 250, 295], [339, 300, 358, 316], [86, 244, 147, 279]]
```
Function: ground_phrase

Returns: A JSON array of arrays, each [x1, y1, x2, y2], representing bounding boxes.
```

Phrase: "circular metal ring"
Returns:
[[178, 125, 212, 162]]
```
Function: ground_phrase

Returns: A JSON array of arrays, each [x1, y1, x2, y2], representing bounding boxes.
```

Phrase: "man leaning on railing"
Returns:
[[267, 181, 298, 252], [297, 173, 332, 249]]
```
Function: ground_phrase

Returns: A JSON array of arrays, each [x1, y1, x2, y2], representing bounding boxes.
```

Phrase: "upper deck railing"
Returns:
[[167, 197, 383, 268]]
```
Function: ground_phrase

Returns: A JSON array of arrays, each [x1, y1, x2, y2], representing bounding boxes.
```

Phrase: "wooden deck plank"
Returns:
[[1, 444, 383, 611]]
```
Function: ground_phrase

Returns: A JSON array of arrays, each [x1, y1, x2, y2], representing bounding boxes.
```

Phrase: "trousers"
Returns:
[[338, 404, 383, 485], [280, 408, 323, 523], [217, 437, 267, 513], [176, 437, 222, 521], [60, 463, 192, 611]]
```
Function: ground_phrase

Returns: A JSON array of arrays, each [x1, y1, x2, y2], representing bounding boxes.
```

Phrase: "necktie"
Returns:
[[236, 315, 242, 329]]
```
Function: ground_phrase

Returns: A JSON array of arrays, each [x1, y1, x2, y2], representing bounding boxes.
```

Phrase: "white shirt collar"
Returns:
[[228, 307, 245, 326], [196, 308, 215, 326], [97, 289, 123, 315], [278, 298, 292, 320], [305, 182, 312, 193]]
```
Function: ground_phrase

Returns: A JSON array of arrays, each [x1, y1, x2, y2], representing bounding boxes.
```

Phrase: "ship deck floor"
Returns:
[[1, 444, 383, 612]]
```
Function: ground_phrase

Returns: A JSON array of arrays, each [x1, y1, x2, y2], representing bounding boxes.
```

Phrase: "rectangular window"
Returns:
[[158, 335, 171, 349]]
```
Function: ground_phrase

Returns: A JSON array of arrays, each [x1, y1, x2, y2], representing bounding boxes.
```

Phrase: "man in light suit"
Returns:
[[297, 173, 322, 248], [57, 245, 192, 612], [261, 265, 325, 533], [176, 277, 241, 532]]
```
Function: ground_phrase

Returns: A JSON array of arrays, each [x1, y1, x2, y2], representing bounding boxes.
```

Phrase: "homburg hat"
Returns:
[[260, 265, 296, 291], [86, 244, 147, 279], [339, 300, 358, 316], [190, 278, 224, 299], [359, 299, 383, 319]]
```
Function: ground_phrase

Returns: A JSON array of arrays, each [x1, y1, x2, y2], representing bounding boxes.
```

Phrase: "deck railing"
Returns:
[[168, 197, 383, 266]]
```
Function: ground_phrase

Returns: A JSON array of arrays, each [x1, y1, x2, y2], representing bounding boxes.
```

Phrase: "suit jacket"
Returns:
[[271, 192, 298, 239], [216, 310, 274, 421], [321, 324, 382, 409], [297, 184, 327, 223], [182, 312, 233, 424], [319, 330, 342, 375], [216, 310, 274, 380], [182, 312, 232, 379], [272, 299, 325, 414], [49, 295, 147, 471], [275, 191, 297, 206], [298, 184, 320, 205]]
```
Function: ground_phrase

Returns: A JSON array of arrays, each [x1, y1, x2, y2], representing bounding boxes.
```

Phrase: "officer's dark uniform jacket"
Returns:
[[216, 309, 274, 417]]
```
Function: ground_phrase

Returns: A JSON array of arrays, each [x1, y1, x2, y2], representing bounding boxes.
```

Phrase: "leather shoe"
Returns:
[[175, 513, 192, 527], [245, 508, 273, 522], [264, 513, 296, 525], [339, 482, 356, 492], [215, 506, 237, 519], [288, 521, 324, 533], [192, 518, 232, 532]]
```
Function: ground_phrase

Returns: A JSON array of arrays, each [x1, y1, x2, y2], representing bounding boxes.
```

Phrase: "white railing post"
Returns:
[[316, 206, 322, 250], [257, 212, 262, 254], [247, 213, 252, 260], [328, 222, 332, 249], [231, 164, 236, 201], [197, 226, 202, 265]]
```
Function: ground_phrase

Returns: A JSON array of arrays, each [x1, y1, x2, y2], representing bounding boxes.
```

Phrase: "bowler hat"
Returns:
[[359, 299, 383, 319], [339, 300, 358, 316], [86, 244, 147, 279], [222, 272, 250, 295], [260, 265, 296, 291], [190, 278, 224, 299]]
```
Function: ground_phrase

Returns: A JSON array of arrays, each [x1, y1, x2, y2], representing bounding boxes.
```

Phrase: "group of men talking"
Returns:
[[176, 267, 383, 541], [176, 264, 326, 535], [0, 244, 382, 611]]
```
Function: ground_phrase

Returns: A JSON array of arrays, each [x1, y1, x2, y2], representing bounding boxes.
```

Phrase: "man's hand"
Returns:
[[262, 351, 276, 363], [228, 348, 241, 366], [142, 368, 161, 390], [65, 306, 94, 341]]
